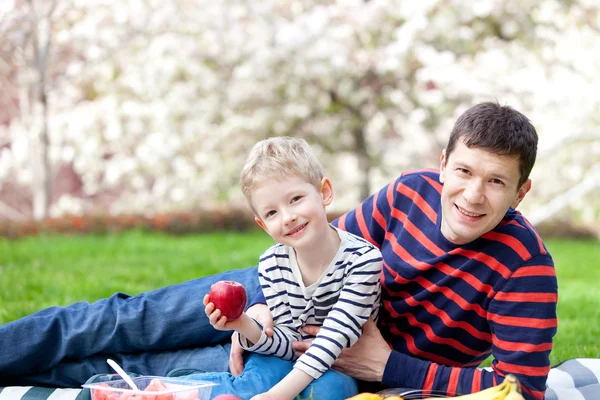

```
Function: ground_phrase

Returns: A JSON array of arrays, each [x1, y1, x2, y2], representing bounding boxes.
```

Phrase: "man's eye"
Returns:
[[491, 178, 505, 186], [457, 168, 469, 175]]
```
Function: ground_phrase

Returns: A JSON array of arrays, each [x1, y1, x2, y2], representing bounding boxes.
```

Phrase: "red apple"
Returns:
[[213, 394, 242, 400], [208, 280, 247, 320]]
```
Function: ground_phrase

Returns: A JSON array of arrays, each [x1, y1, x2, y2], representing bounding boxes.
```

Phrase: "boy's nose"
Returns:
[[283, 211, 297, 225]]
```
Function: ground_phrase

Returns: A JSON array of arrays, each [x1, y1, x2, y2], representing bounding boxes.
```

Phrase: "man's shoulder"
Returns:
[[489, 209, 552, 260]]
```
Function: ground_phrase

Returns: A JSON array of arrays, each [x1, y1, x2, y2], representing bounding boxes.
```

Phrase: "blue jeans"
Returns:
[[0, 267, 259, 387], [188, 353, 358, 400]]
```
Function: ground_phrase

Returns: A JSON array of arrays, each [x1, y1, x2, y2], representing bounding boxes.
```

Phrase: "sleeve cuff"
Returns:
[[238, 319, 267, 351], [382, 351, 429, 389]]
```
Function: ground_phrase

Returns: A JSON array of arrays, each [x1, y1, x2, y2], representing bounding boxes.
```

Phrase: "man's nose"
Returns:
[[463, 180, 485, 204]]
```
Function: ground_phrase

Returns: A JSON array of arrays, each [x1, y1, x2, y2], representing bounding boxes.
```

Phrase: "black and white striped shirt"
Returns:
[[240, 227, 382, 379]]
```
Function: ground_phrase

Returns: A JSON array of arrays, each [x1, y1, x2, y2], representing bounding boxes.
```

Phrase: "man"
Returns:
[[233, 102, 557, 400], [0, 102, 556, 400]]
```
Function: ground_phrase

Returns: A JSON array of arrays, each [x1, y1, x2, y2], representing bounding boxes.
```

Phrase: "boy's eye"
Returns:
[[265, 210, 276, 218], [457, 168, 470, 175], [291, 195, 302, 203]]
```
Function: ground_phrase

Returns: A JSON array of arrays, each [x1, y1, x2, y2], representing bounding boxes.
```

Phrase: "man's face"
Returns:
[[439, 139, 531, 245]]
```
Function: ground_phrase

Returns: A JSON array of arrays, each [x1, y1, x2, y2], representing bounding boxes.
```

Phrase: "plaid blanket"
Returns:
[[1, 358, 599, 400]]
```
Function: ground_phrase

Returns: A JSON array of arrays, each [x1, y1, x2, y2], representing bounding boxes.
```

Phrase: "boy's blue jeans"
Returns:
[[189, 353, 358, 400], [0, 266, 357, 398]]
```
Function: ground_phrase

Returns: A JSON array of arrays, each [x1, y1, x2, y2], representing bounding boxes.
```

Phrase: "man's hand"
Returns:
[[297, 319, 391, 382], [228, 303, 274, 376]]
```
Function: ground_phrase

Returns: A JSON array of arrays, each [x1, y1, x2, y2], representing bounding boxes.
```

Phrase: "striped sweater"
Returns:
[[333, 169, 558, 400], [240, 227, 382, 379]]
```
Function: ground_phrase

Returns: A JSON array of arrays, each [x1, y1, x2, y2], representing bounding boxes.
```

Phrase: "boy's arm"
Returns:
[[238, 255, 302, 361], [260, 369, 314, 400]]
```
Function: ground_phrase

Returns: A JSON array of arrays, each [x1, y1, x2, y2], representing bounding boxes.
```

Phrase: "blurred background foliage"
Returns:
[[0, 0, 598, 236]]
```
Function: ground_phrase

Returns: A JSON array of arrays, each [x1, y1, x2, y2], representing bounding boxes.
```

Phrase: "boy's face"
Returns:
[[251, 176, 333, 250], [439, 139, 532, 245]]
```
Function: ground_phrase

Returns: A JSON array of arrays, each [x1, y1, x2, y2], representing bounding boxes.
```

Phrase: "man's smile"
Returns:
[[455, 204, 485, 218]]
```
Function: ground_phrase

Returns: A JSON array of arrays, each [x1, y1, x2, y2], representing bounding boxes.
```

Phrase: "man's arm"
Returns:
[[299, 254, 557, 400]]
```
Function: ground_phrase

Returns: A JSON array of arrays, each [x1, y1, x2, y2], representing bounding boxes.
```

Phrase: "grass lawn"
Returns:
[[0, 231, 599, 365]]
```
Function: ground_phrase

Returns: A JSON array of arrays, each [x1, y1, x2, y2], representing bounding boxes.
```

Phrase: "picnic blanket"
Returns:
[[1, 358, 599, 400]]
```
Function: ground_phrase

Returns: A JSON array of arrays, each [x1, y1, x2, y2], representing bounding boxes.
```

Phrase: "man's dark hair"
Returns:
[[445, 102, 538, 187]]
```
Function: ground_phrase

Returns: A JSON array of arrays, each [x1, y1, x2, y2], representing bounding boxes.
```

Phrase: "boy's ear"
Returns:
[[320, 177, 334, 206], [254, 216, 267, 232]]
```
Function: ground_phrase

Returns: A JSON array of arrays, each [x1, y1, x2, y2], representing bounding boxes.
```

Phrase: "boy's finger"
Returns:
[[202, 294, 210, 306], [229, 333, 245, 377]]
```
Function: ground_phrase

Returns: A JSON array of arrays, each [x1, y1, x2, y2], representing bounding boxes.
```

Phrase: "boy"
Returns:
[[201, 137, 383, 400]]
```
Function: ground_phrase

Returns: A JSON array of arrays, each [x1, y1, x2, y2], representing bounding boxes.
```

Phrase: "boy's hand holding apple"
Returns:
[[204, 281, 248, 331]]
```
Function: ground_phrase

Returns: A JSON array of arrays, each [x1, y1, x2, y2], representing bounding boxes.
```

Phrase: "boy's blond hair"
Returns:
[[240, 137, 325, 203]]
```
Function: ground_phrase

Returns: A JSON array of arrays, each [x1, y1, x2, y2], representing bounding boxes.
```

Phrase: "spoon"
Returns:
[[107, 358, 140, 391]]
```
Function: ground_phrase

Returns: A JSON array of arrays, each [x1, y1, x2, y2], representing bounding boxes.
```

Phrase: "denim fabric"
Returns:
[[187, 353, 359, 400], [0, 267, 259, 387]]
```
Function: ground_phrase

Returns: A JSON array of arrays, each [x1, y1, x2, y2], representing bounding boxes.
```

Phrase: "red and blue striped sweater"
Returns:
[[333, 169, 557, 400]]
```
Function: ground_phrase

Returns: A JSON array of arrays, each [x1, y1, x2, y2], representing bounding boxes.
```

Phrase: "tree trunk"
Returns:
[[352, 126, 371, 202]]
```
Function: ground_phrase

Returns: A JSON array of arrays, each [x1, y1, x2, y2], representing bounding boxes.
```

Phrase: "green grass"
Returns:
[[0, 232, 598, 365]]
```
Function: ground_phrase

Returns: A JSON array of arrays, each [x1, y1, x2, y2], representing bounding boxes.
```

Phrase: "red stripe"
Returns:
[[512, 265, 556, 278], [521, 385, 545, 400], [471, 369, 482, 393], [488, 312, 558, 329], [450, 248, 512, 278], [390, 208, 445, 256], [494, 291, 558, 303], [423, 363, 438, 391], [383, 261, 488, 319], [337, 213, 347, 231], [386, 323, 462, 366], [372, 190, 387, 232], [520, 214, 547, 256], [384, 288, 492, 342], [447, 368, 461, 396], [495, 360, 550, 377], [493, 335, 553, 353], [500, 219, 526, 228], [481, 231, 531, 260], [422, 175, 443, 194], [355, 204, 376, 246], [386, 180, 395, 207], [383, 301, 483, 356], [396, 183, 437, 224]]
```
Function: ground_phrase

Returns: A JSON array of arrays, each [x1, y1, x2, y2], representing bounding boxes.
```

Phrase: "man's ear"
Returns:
[[439, 149, 447, 183], [320, 177, 334, 206], [511, 179, 532, 208], [254, 216, 267, 232]]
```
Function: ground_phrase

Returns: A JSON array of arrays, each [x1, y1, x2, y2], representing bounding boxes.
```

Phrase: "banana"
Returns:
[[346, 374, 524, 400], [421, 374, 523, 400]]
